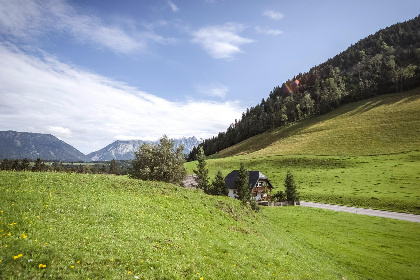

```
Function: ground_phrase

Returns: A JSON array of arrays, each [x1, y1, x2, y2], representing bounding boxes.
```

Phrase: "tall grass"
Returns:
[[1, 171, 419, 279]]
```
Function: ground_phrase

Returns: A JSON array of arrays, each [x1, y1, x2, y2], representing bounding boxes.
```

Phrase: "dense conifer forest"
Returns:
[[188, 15, 420, 160]]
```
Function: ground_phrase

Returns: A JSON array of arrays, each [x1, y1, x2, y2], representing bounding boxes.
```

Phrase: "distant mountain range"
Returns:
[[0, 131, 202, 162], [0, 131, 87, 162], [87, 137, 203, 161]]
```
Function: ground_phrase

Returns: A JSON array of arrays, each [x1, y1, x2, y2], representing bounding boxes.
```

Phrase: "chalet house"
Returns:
[[224, 170, 274, 201]]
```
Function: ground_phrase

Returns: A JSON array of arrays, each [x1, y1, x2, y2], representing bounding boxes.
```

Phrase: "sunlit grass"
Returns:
[[1, 171, 419, 279], [214, 88, 420, 158], [189, 89, 420, 214], [186, 152, 420, 214]]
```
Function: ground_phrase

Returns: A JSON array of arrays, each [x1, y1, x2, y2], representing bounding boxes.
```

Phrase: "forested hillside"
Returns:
[[188, 15, 420, 159]]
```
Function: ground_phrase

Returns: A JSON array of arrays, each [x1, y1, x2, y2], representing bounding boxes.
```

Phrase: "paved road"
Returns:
[[299, 201, 420, 223]]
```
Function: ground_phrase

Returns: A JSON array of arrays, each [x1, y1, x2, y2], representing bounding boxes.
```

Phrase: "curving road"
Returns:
[[299, 201, 420, 223]]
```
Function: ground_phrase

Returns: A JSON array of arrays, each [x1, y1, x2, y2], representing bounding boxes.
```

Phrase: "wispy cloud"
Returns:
[[262, 10, 284, 20], [195, 83, 229, 99], [255, 26, 283, 36], [191, 23, 254, 60], [0, 0, 175, 54], [0, 43, 244, 153], [168, 1, 179, 12]]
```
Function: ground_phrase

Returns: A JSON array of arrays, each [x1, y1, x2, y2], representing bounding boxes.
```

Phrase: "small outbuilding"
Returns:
[[224, 170, 274, 201]]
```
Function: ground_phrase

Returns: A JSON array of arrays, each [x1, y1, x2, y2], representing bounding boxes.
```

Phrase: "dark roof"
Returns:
[[224, 170, 274, 190]]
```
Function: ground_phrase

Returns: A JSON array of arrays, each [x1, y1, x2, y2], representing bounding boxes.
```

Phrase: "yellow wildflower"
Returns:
[[13, 254, 23, 260], [38, 263, 46, 268]]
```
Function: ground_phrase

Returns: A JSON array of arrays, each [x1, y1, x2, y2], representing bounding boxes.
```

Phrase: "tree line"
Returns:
[[188, 15, 420, 159], [0, 158, 128, 175]]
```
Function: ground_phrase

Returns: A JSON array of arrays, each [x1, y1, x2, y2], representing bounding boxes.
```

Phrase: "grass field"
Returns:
[[1, 171, 419, 279], [186, 89, 420, 214], [214, 88, 420, 158], [186, 151, 420, 214]]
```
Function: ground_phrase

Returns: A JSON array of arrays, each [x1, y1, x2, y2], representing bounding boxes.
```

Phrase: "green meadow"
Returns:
[[1, 171, 419, 279], [186, 152, 420, 214], [186, 89, 420, 214]]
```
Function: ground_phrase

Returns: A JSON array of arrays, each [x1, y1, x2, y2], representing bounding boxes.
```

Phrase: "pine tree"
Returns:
[[33, 158, 42, 172], [284, 171, 299, 204], [20, 158, 30, 171], [212, 170, 228, 196], [109, 159, 119, 175], [194, 147, 210, 193], [236, 163, 251, 204]]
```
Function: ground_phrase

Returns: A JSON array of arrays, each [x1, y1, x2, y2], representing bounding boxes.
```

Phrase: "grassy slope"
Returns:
[[186, 89, 420, 214], [216, 88, 420, 158], [1, 172, 419, 279]]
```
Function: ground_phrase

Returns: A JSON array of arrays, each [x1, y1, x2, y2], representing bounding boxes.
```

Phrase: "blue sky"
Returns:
[[0, 0, 419, 154]]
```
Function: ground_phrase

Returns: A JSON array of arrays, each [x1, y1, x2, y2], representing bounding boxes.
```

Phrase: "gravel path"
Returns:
[[299, 201, 420, 223]]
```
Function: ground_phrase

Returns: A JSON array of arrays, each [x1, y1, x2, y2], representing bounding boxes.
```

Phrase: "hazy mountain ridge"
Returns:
[[0, 131, 203, 162], [87, 137, 203, 161], [0, 131, 88, 162]]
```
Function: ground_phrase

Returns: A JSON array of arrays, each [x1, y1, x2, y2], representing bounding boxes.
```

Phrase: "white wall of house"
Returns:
[[228, 189, 237, 199], [253, 192, 262, 201], [230, 188, 265, 201]]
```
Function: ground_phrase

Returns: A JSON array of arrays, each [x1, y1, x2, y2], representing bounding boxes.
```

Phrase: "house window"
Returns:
[[257, 181, 263, 187]]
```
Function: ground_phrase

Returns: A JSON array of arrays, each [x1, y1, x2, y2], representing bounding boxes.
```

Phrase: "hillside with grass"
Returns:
[[214, 88, 420, 158], [186, 88, 420, 214], [1, 172, 419, 279]]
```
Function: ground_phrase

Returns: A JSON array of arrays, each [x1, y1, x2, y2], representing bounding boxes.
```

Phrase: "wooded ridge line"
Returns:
[[188, 15, 420, 160]]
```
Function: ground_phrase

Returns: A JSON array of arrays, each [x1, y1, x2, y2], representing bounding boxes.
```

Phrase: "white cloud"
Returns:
[[191, 23, 254, 60], [168, 1, 179, 12], [262, 10, 284, 20], [195, 83, 229, 99], [255, 26, 283, 35], [0, 0, 174, 54], [46, 126, 72, 138], [0, 43, 244, 153]]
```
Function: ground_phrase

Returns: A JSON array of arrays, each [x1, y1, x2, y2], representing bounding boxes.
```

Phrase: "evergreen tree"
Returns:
[[20, 158, 30, 171], [212, 170, 228, 196], [194, 147, 210, 193], [33, 158, 43, 172], [235, 163, 251, 204], [0, 159, 11, 170], [109, 159, 119, 175], [284, 171, 299, 204], [11, 159, 20, 171]]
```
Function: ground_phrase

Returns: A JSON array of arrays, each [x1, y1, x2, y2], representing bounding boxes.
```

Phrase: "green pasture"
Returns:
[[214, 88, 420, 158], [186, 152, 420, 214], [1, 171, 419, 279], [187, 89, 420, 214]]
